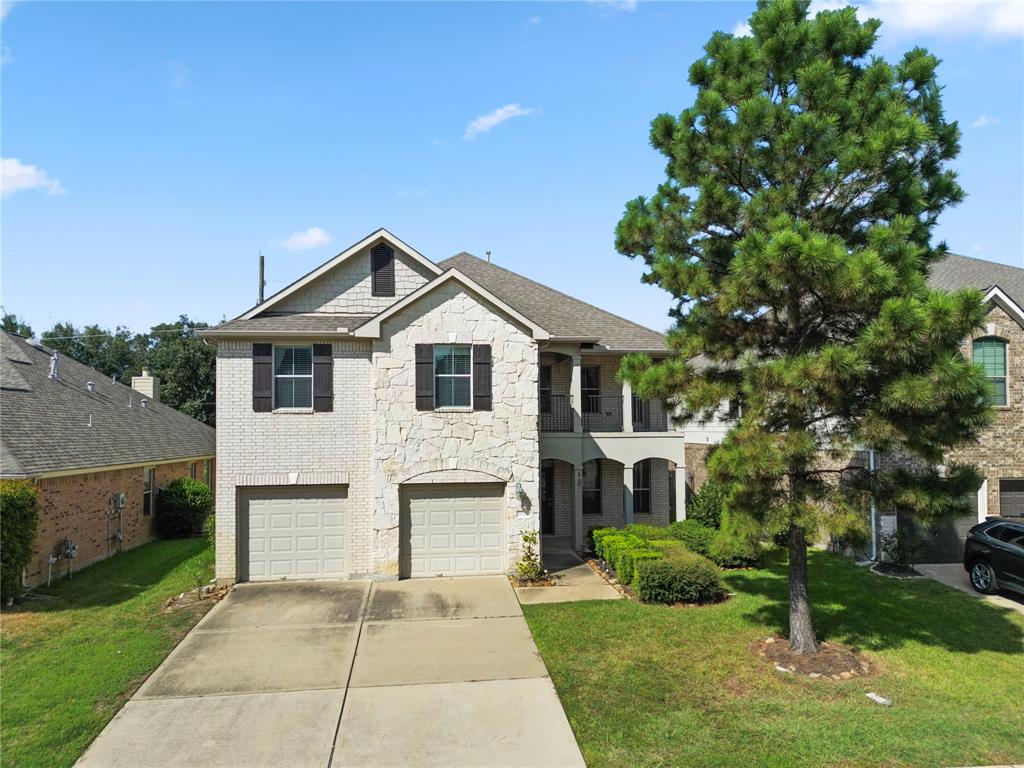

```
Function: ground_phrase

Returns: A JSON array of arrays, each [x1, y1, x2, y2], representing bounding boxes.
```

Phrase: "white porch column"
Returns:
[[623, 463, 634, 525], [570, 354, 583, 433], [675, 464, 688, 520], [622, 380, 634, 433], [573, 464, 585, 549]]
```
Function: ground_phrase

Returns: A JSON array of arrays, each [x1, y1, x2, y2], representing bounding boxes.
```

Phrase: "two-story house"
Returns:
[[202, 229, 686, 584]]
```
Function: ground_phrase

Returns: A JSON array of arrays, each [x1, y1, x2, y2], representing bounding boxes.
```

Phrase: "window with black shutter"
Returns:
[[472, 345, 492, 411], [252, 343, 273, 412], [371, 243, 395, 297], [313, 343, 333, 412], [415, 344, 434, 410]]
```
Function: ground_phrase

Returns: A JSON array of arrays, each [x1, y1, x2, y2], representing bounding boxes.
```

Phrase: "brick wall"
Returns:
[[684, 442, 714, 497], [26, 458, 214, 587], [274, 247, 436, 314]]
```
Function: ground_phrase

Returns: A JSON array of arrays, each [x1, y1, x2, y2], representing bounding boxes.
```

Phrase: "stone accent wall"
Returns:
[[274, 247, 436, 315], [27, 458, 212, 587], [214, 339, 374, 583], [684, 442, 714, 498], [370, 281, 540, 578]]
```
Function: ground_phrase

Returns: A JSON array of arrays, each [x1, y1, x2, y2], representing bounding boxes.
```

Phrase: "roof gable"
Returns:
[[239, 229, 444, 320]]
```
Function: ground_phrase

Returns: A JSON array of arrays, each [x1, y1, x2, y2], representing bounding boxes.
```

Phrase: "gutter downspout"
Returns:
[[869, 448, 878, 561]]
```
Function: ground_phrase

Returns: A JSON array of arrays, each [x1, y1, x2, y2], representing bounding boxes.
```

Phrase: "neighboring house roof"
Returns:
[[209, 313, 376, 337], [0, 332, 215, 478], [237, 228, 444, 321], [439, 253, 667, 352], [929, 253, 1024, 306], [929, 253, 1024, 328]]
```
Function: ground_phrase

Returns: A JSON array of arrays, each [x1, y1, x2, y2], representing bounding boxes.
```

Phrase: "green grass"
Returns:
[[524, 551, 1024, 768], [1, 540, 214, 768]]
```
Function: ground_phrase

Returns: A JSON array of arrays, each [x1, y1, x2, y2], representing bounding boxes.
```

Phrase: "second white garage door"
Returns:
[[401, 484, 505, 578], [244, 487, 348, 582]]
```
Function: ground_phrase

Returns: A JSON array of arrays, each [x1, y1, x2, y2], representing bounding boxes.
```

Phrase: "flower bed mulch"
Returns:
[[163, 584, 229, 612], [752, 636, 875, 680], [870, 562, 923, 579], [509, 575, 556, 587]]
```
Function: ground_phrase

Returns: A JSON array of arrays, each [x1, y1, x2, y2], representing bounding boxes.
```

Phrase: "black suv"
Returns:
[[963, 518, 1024, 596]]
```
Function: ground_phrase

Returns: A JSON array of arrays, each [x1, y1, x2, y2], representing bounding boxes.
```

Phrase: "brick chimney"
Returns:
[[131, 368, 160, 403]]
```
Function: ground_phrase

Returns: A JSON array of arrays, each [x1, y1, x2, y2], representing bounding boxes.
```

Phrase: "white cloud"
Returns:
[[1, 158, 65, 198], [463, 103, 537, 141], [732, 0, 1023, 42], [165, 60, 190, 90], [279, 226, 330, 251], [587, 0, 638, 12], [972, 114, 998, 128], [732, 20, 752, 37], [1, 1, 18, 21]]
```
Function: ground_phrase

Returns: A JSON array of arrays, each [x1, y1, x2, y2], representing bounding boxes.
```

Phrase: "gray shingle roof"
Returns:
[[1, 333, 215, 478], [929, 253, 1024, 306], [440, 253, 668, 352], [203, 314, 376, 336]]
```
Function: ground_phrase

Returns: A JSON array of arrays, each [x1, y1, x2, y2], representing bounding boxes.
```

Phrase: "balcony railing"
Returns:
[[538, 393, 668, 433], [539, 394, 573, 432]]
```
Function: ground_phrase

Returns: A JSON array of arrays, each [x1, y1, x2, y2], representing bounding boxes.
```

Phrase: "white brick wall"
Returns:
[[274, 247, 436, 314]]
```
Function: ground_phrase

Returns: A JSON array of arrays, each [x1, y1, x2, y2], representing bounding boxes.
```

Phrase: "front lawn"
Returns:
[[524, 551, 1024, 768], [1, 540, 214, 768]]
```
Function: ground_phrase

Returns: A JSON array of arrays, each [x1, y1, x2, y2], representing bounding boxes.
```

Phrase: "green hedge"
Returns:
[[667, 519, 716, 556], [708, 531, 760, 568], [1, 480, 40, 602], [687, 478, 728, 529], [155, 478, 214, 539], [633, 550, 726, 604]]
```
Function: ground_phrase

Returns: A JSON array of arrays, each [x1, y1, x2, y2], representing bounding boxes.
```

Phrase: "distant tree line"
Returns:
[[1, 311, 216, 425]]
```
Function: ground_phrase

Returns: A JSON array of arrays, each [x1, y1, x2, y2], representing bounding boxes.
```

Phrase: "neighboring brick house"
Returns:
[[201, 228, 686, 585], [1, 332, 216, 586], [681, 254, 1024, 563]]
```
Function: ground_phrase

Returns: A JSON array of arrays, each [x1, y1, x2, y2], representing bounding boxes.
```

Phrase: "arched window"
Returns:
[[973, 337, 1007, 406]]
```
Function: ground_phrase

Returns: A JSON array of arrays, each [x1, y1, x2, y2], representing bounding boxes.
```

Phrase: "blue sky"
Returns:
[[2, 1, 1022, 336]]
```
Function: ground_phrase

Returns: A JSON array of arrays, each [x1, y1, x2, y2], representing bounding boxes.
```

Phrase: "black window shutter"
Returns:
[[473, 344, 492, 411], [415, 344, 434, 410], [313, 343, 333, 412], [371, 243, 395, 297], [252, 343, 272, 412]]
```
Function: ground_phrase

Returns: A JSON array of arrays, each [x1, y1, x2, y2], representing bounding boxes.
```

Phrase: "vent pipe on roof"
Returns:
[[86, 380, 95, 393], [486, 250, 492, 263], [259, 252, 266, 304], [48, 352, 59, 380], [141, 397, 150, 409], [88, 414, 93, 428]]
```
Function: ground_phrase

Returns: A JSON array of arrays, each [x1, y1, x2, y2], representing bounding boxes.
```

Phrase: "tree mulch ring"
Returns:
[[751, 637, 875, 680], [870, 562, 923, 579]]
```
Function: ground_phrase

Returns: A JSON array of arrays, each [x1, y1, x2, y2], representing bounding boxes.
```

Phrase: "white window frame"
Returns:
[[272, 344, 314, 410], [433, 344, 473, 410]]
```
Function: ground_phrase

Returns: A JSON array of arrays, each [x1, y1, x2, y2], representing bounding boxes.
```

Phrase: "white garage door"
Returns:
[[244, 487, 347, 581], [402, 484, 505, 578]]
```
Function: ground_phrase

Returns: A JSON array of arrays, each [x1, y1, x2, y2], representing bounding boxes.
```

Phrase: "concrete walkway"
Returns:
[[76, 577, 585, 768], [515, 539, 621, 605], [917, 563, 1024, 615]]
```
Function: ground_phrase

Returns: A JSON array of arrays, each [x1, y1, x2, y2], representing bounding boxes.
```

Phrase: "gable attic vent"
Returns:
[[371, 242, 396, 297]]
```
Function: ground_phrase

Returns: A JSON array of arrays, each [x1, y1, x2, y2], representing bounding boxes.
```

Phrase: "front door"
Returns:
[[541, 463, 555, 535]]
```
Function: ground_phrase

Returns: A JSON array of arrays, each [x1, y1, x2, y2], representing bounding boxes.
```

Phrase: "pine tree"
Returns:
[[615, 0, 992, 653]]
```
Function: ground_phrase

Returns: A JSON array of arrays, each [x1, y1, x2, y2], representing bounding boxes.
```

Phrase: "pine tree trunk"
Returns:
[[787, 524, 820, 654]]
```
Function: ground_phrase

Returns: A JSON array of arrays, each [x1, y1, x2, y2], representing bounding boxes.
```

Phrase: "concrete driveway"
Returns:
[[76, 577, 584, 768], [916, 562, 1024, 615]]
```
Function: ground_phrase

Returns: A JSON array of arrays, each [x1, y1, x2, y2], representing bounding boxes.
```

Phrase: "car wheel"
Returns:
[[969, 561, 998, 594]]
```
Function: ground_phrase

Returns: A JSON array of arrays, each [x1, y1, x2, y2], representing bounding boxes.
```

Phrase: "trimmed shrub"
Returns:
[[687, 478, 728, 529], [1, 480, 40, 602], [155, 478, 214, 539], [633, 551, 727, 605], [708, 531, 760, 568], [203, 511, 216, 549], [612, 544, 662, 586], [666, 519, 716, 556], [590, 527, 622, 557], [622, 523, 665, 541], [650, 539, 688, 557]]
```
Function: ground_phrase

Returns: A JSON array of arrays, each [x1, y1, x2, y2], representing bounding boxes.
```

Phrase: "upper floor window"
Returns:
[[371, 243, 395, 297], [581, 365, 600, 414], [582, 459, 602, 515], [274, 345, 313, 409], [143, 467, 155, 517], [633, 459, 651, 515], [434, 345, 471, 408], [973, 337, 1007, 406]]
